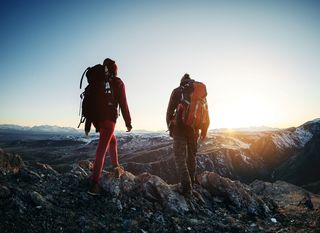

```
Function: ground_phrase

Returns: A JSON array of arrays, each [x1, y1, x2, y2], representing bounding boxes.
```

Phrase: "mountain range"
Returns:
[[0, 124, 81, 135]]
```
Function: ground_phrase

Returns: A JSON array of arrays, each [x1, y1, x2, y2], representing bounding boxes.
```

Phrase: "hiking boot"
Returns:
[[111, 165, 125, 178], [182, 190, 193, 198], [87, 183, 101, 196], [177, 185, 193, 197]]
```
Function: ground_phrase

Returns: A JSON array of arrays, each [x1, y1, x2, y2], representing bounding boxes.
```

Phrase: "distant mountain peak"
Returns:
[[302, 118, 320, 125], [0, 124, 81, 135]]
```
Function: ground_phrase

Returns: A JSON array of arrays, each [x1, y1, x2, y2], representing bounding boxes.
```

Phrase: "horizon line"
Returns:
[[1, 118, 320, 132]]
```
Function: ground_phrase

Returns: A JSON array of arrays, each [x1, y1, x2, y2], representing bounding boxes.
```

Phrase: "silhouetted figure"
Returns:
[[79, 58, 132, 195], [166, 73, 210, 196]]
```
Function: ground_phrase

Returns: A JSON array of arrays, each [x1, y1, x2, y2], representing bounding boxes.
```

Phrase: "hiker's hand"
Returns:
[[198, 136, 206, 148], [200, 135, 206, 141], [200, 129, 207, 142], [126, 125, 132, 132]]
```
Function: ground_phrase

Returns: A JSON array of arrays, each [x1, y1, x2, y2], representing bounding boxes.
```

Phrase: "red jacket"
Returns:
[[85, 77, 131, 132]]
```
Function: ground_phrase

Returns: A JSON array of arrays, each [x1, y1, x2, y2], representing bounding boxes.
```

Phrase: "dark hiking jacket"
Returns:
[[166, 79, 209, 138], [85, 77, 131, 132]]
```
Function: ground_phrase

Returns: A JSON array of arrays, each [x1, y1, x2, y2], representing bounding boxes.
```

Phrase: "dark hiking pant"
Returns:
[[173, 135, 197, 193]]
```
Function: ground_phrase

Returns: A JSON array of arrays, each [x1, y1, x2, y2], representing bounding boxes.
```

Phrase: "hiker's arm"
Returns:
[[201, 113, 210, 139], [166, 89, 179, 128], [119, 82, 132, 130], [85, 119, 92, 135]]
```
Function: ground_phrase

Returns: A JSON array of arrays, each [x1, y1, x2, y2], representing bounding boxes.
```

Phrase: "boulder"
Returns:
[[100, 171, 136, 197], [135, 172, 189, 213], [0, 149, 24, 173], [100, 171, 189, 214], [250, 180, 320, 210], [198, 171, 271, 216]]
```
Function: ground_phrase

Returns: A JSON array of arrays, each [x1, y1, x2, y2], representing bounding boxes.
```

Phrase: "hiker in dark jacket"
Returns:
[[166, 73, 209, 196], [88, 58, 132, 195]]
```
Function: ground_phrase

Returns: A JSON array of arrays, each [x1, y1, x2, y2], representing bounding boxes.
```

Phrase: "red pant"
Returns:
[[91, 120, 119, 184]]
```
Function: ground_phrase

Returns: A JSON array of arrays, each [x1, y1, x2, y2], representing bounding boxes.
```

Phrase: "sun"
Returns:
[[209, 95, 275, 129]]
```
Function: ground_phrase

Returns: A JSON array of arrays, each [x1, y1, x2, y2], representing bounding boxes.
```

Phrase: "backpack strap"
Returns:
[[80, 67, 90, 89], [77, 116, 85, 128], [105, 75, 116, 104], [180, 80, 193, 104], [105, 75, 113, 93]]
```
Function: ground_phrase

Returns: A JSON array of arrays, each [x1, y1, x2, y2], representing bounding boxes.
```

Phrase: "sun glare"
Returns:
[[210, 95, 275, 129]]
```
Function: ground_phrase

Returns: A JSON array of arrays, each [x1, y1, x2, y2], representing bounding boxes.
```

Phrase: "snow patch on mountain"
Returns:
[[30, 125, 80, 134], [272, 127, 313, 150], [0, 124, 29, 131], [0, 124, 81, 135], [220, 137, 251, 149], [293, 127, 313, 147], [240, 152, 251, 164], [232, 138, 251, 149], [272, 132, 297, 149], [116, 133, 171, 152]]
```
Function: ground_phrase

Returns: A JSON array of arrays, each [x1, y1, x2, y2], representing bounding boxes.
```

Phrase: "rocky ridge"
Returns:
[[1, 149, 320, 232]]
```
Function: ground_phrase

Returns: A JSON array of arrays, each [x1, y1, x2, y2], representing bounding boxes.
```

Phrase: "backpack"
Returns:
[[176, 80, 209, 129], [77, 64, 117, 128]]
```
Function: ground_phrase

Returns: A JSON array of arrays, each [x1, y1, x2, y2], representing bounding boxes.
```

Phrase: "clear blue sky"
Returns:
[[1, 0, 320, 130]]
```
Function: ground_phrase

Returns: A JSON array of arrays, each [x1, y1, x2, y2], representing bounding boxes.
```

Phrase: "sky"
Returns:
[[0, 0, 319, 131]]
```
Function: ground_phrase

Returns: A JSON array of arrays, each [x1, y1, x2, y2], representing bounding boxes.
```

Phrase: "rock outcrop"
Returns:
[[1, 150, 319, 232], [198, 171, 273, 217], [0, 149, 24, 174], [251, 180, 320, 231]]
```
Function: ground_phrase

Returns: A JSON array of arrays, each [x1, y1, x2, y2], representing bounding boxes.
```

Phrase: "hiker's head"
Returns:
[[180, 73, 191, 85], [103, 58, 118, 76]]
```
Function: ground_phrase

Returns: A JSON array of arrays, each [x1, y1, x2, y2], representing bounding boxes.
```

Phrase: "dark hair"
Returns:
[[103, 58, 118, 76], [181, 73, 190, 82]]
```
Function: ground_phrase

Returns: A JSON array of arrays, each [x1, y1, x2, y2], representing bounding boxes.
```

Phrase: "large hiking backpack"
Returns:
[[176, 80, 209, 129], [78, 64, 117, 127]]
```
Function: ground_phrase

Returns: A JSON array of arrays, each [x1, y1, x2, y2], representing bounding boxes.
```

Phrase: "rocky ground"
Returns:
[[1, 149, 320, 233]]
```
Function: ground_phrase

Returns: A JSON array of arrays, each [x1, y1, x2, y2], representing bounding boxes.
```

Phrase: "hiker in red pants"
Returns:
[[80, 58, 132, 195]]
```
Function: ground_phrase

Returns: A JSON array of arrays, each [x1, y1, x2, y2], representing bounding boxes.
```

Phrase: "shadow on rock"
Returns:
[[198, 171, 273, 217]]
